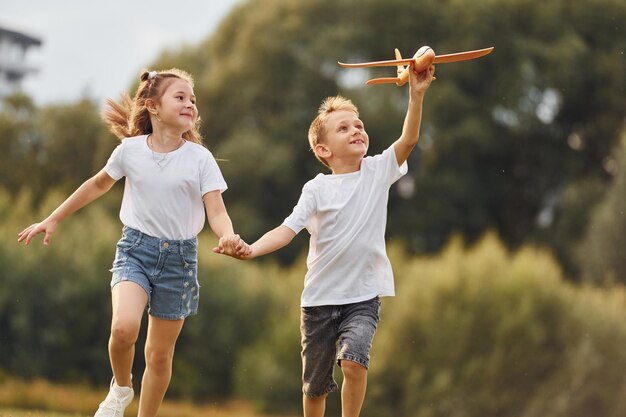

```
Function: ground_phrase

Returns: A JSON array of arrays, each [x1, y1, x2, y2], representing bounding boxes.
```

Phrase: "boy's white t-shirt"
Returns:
[[105, 135, 227, 240], [283, 145, 408, 307]]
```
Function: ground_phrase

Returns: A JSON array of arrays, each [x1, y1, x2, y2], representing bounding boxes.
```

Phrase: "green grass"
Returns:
[[0, 377, 297, 417]]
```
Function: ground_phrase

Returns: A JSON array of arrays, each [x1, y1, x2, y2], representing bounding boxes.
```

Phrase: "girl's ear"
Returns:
[[315, 144, 331, 159], [145, 99, 158, 116]]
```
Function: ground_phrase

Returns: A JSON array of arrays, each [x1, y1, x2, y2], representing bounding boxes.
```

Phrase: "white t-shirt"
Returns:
[[105, 135, 227, 240], [283, 145, 408, 307]]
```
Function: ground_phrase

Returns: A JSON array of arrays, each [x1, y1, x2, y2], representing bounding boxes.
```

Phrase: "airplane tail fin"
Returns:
[[394, 48, 405, 76]]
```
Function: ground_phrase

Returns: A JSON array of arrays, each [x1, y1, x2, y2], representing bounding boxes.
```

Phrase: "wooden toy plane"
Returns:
[[338, 46, 494, 86]]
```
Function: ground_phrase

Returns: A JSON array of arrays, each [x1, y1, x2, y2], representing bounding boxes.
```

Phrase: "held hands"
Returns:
[[212, 233, 252, 260], [17, 218, 58, 246]]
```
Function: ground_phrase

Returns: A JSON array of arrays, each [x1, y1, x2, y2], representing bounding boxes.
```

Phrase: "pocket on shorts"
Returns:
[[110, 246, 132, 275], [181, 241, 198, 268], [117, 230, 141, 253], [110, 231, 140, 274]]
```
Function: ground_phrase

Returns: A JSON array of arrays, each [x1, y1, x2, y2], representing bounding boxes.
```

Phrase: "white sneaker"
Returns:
[[94, 377, 134, 417]]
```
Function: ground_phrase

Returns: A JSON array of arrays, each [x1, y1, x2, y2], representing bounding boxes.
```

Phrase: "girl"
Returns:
[[18, 68, 244, 417]]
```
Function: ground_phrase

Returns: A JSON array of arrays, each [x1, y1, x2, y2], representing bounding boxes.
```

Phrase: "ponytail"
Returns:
[[102, 93, 133, 139], [102, 68, 204, 144]]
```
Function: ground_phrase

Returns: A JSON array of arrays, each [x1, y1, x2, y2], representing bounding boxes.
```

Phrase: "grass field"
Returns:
[[0, 377, 294, 417], [0, 410, 87, 417], [0, 407, 272, 417]]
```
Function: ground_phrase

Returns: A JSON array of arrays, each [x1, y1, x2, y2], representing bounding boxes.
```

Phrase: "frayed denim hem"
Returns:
[[303, 381, 338, 398]]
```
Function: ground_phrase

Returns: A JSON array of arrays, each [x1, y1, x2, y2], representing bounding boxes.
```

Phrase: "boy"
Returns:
[[218, 62, 434, 417]]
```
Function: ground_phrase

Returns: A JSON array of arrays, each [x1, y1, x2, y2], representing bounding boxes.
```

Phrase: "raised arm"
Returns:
[[18, 168, 117, 245], [393, 63, 435, 166]]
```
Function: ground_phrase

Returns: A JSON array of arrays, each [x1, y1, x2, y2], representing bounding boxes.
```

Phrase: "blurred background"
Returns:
[[0, 0, 625, 416]]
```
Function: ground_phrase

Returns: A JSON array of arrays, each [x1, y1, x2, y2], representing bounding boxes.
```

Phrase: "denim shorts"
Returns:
[[300, 296, 380, 397], [110, 226, 199, 320]]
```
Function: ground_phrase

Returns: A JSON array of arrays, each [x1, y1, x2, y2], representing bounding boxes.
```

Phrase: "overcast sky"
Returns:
[[0, 0, 242, 105]]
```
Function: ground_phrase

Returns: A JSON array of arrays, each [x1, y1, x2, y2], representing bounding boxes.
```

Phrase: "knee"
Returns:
[[303, 392, 328, 408], [341, 360, 367, 381], [145, 345, 174, 374], [110, 320, 140, 348]]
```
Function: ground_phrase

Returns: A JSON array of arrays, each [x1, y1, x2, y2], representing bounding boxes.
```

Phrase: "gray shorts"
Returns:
[[300, 296, 380, 397], [110, 226, 199, 320]]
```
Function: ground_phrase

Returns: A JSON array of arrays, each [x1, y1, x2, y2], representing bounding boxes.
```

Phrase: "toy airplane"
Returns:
[[338, 46, 494, 86]]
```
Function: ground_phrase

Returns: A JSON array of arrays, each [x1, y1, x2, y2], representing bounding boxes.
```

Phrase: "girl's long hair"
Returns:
[[102, 68, 203, 144]]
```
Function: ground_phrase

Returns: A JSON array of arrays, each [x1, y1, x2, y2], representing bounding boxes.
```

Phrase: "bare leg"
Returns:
[[109, 281, 148, 387], [303, 393, 328, 417], [137, 316, 184, 417], [340, 360, 367, 417]]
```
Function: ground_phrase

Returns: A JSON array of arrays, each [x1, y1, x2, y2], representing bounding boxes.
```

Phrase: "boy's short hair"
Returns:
[[308, 96, 359, 168]]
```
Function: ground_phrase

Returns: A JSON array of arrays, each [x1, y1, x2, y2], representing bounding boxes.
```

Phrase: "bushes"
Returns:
[[3, 190, 626, 415], [368, 234, 626, 417], [1, 189, 305, 401], [0, 190, 115, 383], [170, 254, 284, 400], [232, 262, 304, 413], [229, 234, 626, 416], [578, 131, 626, 285]]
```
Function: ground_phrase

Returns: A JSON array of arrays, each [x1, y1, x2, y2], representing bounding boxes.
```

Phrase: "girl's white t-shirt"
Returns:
[[283, 145, 408, 307], [105, 135, 227, 240]]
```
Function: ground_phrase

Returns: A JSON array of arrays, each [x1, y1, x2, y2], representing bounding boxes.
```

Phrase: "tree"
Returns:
[[0, 94, 116, 205], [578, 129, 626, 284], [148, 0, 626, 269], [3, 0, 624, 271], [0, 93, 40, 194], [35, 98, 114, 195]]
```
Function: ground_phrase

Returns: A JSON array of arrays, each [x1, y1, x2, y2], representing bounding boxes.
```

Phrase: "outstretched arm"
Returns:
[[393, 63, 435, 166], [215, 225, 296, 260], [248, 225, 296, 259], [17, 168, 117, 245]]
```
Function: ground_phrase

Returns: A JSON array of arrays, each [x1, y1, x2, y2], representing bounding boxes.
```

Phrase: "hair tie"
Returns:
[[148, 71, 158, 79]]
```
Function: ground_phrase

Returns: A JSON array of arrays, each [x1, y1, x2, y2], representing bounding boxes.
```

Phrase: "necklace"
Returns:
[[148, 135, 185, 168]]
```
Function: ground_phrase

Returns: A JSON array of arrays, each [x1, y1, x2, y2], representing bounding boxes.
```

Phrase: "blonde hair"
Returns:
[[103, 68, 203, 144], [308, 95, 359, 168]]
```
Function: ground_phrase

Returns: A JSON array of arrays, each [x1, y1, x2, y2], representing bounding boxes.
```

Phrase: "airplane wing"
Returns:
[[433, 47, 494, 64], [338, 47, 494, 68], [338, 59, 415, 68]]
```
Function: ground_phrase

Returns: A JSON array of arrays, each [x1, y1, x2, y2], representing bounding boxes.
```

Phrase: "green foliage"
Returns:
[[35, 99, 115, 194], [221, 233, 626, 415], [151, 0, 626, 271], [578, 130, 626, 285], [368, 235, 626, 417], [0, 94, 114, 203], [0, 0, 624, 273], [232, 262, 303, 413], [0, 190, 301, 401], [3, 191, 626, 414], [0, 93, 39, 195], [169, 253, 280, 400], [1, 0, 626, 412], [0, 190, 116, 383]]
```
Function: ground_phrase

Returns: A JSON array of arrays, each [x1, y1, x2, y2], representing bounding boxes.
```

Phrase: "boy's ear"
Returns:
[[315, 144, 331, 159]]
